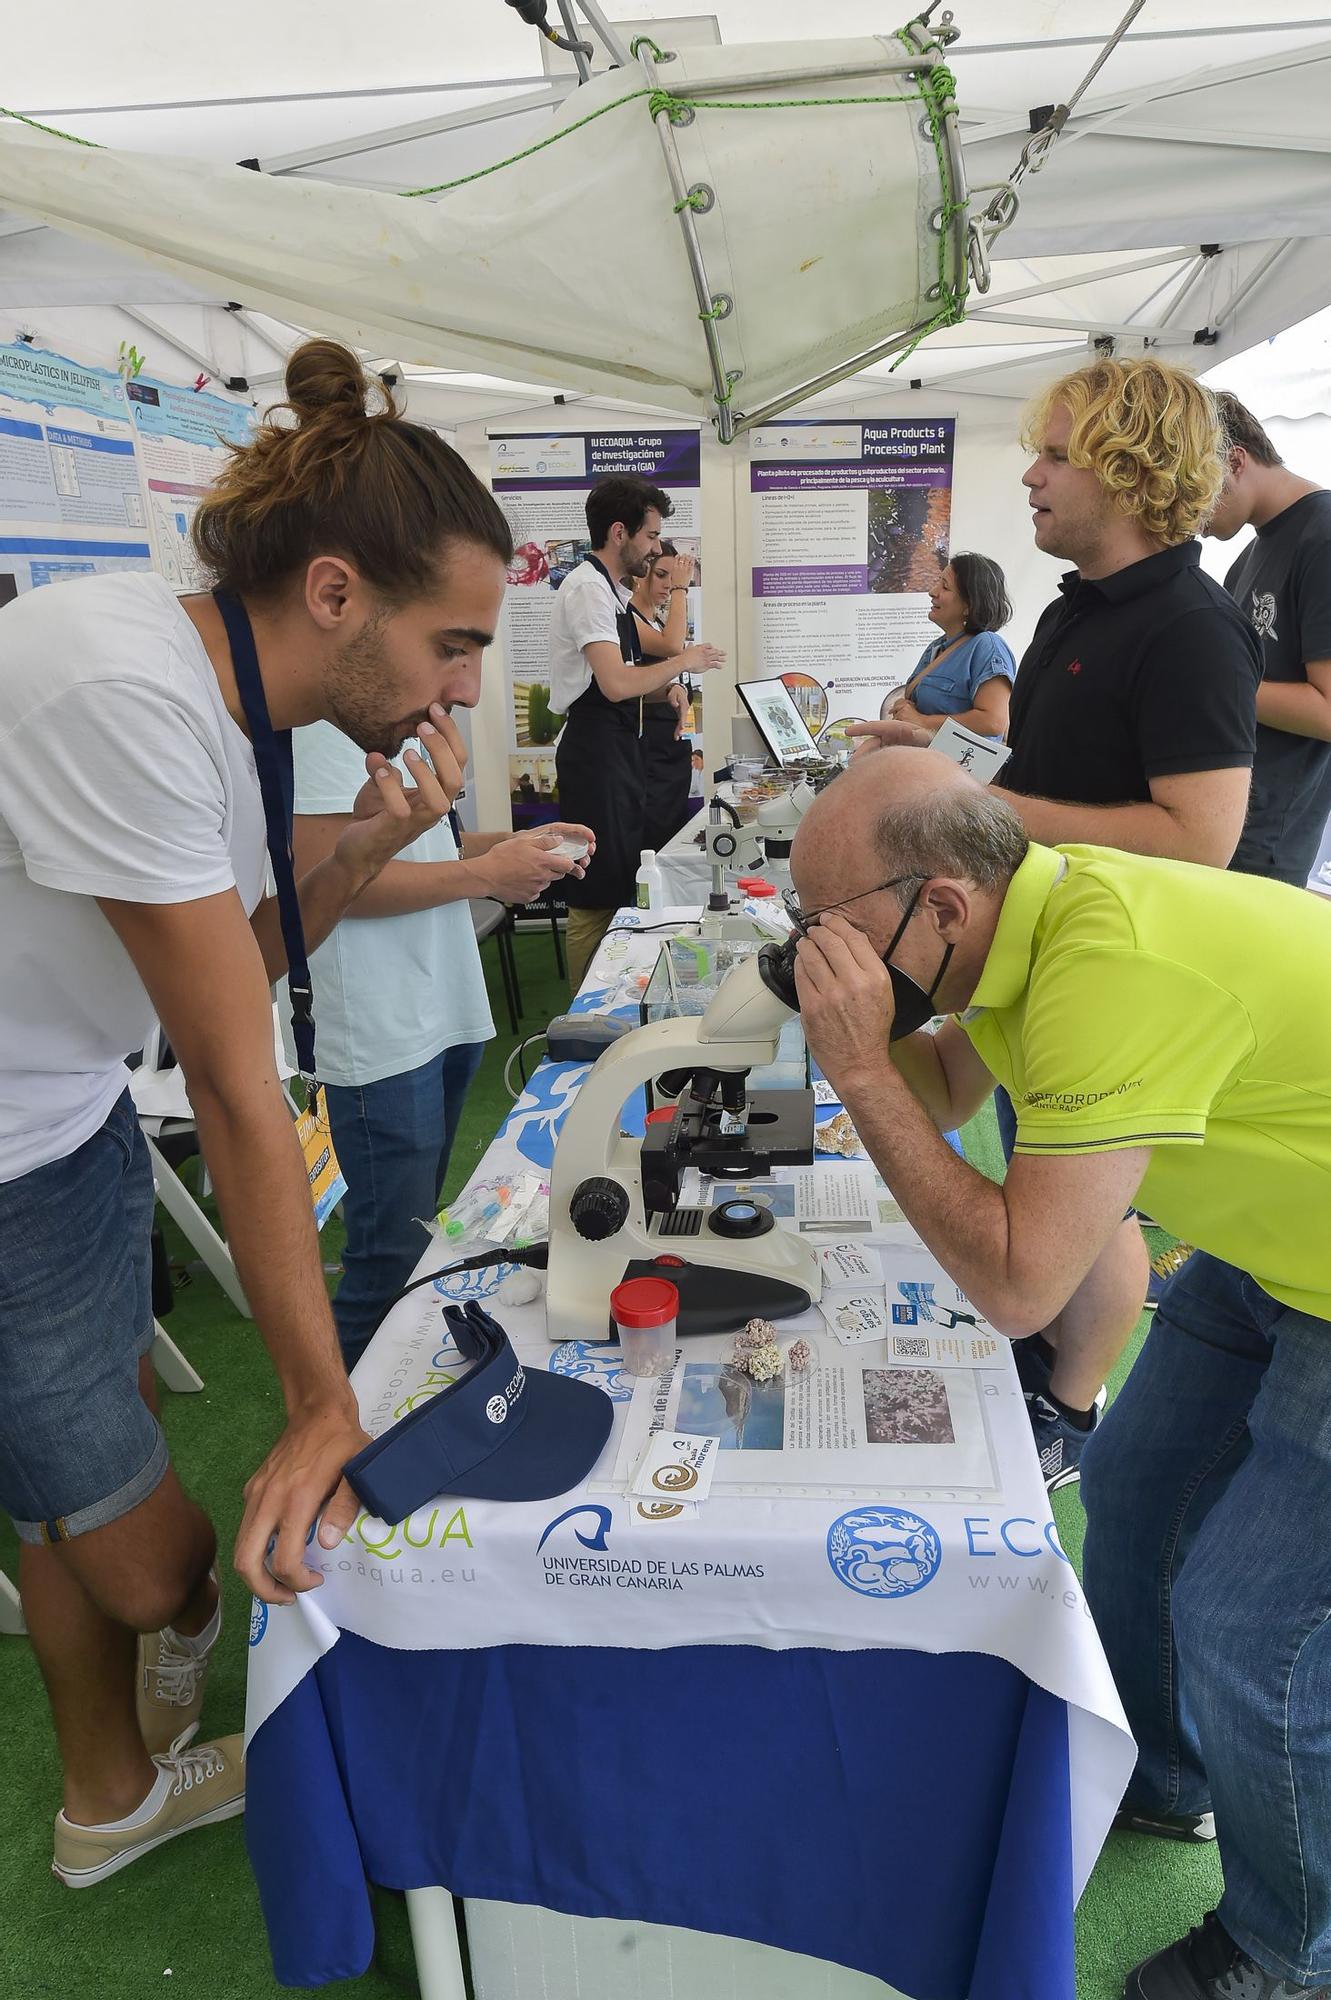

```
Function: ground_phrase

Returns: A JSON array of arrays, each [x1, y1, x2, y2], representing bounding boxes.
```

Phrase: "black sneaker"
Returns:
[[1113, 1804, 1216, 1842], [1125, 1911, 1328, 1998], [1013, 1335, 1054, 1404], [1030, 1393, 1098, 1491]]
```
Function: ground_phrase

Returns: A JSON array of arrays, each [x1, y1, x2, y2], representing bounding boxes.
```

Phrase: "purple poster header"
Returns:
[[492, 430, 700, 492]]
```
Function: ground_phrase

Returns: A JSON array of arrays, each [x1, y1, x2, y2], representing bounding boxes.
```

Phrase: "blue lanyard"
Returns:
[[213, 589, 317, 1080]]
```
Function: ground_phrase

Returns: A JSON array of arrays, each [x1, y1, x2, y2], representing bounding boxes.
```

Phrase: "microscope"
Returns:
[[545, 936, 820, 1344]]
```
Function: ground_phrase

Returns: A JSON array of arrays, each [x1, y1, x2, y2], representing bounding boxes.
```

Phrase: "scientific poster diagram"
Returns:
[[126, 377, 253, 592], [489, 429, 703, 831], [0, 342, 152, 602], [748, 418, 956, 750]]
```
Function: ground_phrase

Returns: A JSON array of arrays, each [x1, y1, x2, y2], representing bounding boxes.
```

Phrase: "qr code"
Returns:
[[893, 1336, 931, 1360]]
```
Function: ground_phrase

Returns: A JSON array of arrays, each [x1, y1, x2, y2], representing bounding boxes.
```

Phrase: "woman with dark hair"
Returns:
[[0, 337, 517, 1885], [629, 539, 700, 848], [880, 552, 1016, 741]]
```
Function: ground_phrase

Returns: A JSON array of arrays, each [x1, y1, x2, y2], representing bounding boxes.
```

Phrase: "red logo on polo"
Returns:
[[1066, 658, 1083, 675]]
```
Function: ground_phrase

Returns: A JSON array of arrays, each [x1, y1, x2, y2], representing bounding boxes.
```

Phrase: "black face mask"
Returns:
[[881, 886, 953, 1041]]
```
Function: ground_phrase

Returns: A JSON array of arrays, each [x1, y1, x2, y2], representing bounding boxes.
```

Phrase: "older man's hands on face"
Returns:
[[792, 911, 897, 1101]]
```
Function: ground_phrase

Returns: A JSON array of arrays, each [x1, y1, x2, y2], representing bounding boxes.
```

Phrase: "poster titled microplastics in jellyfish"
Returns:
[[747, 416, 956, 753]]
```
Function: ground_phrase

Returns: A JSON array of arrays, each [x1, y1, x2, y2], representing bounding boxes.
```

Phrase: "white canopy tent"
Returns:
[[4, 2, 1331, 430], [5, 3, 1331, 826]]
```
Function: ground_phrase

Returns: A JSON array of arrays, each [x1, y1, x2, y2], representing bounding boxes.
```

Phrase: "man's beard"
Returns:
[[322, 611, 421, 759]]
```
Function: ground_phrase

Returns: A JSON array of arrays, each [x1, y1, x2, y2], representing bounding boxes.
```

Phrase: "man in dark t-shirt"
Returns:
[[1208, 391, 1331, 886]]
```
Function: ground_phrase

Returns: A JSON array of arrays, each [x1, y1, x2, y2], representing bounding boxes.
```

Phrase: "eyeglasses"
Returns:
[[781, 878, 912, 941]]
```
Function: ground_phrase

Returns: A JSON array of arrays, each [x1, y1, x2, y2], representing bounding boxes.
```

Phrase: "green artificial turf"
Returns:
[[0, 927, 1221, 1996]]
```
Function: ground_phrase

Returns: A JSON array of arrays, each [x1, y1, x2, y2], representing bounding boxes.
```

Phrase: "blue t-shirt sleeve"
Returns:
[[966, 631, 1016, 700]]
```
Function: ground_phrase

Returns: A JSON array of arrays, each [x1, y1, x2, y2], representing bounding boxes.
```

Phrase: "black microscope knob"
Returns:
[[569, 1176, 631, 1241]]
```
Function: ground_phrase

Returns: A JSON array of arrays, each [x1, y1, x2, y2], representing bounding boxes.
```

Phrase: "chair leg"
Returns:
[[496, 919, 522, 1033], [405, 1888, 468, 2000], [0, 1568, 25, 1637], [145, 1134, 252, 1319], [152, 1320, 205, 1393], [550, 908, 566, 980]]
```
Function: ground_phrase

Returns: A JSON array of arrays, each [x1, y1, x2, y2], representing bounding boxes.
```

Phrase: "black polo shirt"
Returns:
[[1003, 541, 1261, 805]]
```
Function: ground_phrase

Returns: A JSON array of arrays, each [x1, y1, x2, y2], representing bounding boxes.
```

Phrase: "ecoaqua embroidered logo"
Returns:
[[549, 1341, 634, 1403], [826, 1505, 942, 1599], [248, 1598, 268, 1647]]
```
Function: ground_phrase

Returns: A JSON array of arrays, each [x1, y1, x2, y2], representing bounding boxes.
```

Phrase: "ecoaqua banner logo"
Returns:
[[826, 1505, 942, 1600]]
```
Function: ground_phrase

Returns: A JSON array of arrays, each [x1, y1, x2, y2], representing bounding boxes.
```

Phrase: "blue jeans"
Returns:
[[1081, 1252, 1331, 1985], [0, 1090, 168, 1543], [323, 1043, 486, 1369]]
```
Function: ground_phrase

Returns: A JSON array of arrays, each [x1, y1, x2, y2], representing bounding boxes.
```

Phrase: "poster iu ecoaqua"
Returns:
[[489, 429, 703, 830], [125, 375, 254, 590], [748, 418, 956, 749], [0, 342, 153, 603], [0, 340, 253, 605]]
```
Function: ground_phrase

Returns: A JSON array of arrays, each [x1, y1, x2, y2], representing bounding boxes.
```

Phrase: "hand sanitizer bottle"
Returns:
[[635, 849, 665, 912]]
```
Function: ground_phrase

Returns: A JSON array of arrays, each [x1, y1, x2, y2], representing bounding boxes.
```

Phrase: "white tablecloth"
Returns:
[[247, 907, 1134, 1904]]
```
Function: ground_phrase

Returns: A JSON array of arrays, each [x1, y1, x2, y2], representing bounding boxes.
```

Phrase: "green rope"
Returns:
[[401, 86, 658, 195], [698, 300, 727, 321], [629, 35, 669, 61], [400, 84, 925, 196], [0, 106, 102, 148], [886, 34, 968, 371], [693, 93, 917, 110], [673, 188, 708, 214]]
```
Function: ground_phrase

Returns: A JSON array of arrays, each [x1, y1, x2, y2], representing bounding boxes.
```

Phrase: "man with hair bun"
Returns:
[[789, 747, 1331, 2000], [0, 338, 514, 1883], [1207, 389, 1331, 887], [850, 358, 1263, 1486]]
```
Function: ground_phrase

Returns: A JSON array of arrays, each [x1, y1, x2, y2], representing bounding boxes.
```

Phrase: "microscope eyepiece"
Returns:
[[757, 937, 799, 1012]]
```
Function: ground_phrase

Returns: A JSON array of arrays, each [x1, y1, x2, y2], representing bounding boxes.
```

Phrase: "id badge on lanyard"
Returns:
[[212, 589, 348, 1228]]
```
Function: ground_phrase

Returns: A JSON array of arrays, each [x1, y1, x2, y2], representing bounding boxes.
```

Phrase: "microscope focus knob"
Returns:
[[569, 1176, 630, 1241]]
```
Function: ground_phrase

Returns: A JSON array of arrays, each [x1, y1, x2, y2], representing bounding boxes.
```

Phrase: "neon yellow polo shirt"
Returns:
[[960, 842, 1331, 1323]]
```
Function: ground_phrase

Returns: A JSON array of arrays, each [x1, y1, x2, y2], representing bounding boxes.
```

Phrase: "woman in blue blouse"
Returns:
[[881, 552, 1016, 741]]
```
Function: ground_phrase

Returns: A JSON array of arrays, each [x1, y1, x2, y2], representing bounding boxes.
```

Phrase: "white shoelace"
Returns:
[[146, 1638, 205, 1709], [161, 1736, 227, 1796]]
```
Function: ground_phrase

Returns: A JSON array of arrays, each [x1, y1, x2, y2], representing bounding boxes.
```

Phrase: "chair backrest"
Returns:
[[470, 898, 507, 945]]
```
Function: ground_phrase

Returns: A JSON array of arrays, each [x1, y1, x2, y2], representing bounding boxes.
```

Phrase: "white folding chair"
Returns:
[[0, 1567, 24, 1637], [129, 1005, 299, 1323]]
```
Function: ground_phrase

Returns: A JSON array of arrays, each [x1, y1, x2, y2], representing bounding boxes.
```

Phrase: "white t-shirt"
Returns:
[[547, 558, 632, 715], [284, 722, 494, 1089], [0, 573, 267, 1181]]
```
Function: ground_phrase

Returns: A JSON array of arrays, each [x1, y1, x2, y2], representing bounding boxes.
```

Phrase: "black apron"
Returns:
[[634, 604, 694, 851], [556, 557, 648, 911]]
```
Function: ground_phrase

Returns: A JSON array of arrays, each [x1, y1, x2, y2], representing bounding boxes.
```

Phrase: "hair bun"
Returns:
[[283, 339, 371, 427]]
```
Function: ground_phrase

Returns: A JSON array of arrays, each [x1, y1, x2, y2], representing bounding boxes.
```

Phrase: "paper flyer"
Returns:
[[609, 1335, 996, 1497]]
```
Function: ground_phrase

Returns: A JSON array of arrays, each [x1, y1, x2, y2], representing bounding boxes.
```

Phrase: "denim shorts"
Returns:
[[0, 1089, 168, 1545]]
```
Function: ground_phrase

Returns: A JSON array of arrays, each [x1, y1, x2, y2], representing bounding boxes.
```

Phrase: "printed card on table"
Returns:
[[818, 1290, 891, 1346], [819, 1242, 884, 1289]]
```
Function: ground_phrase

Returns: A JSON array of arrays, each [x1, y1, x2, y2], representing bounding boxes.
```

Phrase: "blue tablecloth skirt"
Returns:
[[247, 1636, 1073, 1997]]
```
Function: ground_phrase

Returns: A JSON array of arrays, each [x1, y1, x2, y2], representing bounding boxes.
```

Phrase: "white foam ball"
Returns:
[[498, 1268, 544, 1307]]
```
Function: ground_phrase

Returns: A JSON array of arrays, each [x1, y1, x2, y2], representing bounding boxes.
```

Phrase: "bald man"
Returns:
[[787, 748, 1331, 2000]]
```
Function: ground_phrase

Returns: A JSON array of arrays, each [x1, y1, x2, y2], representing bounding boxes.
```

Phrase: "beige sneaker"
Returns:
[[52, 1734, 245, 1888], [137, 1581, 220, 1756]]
